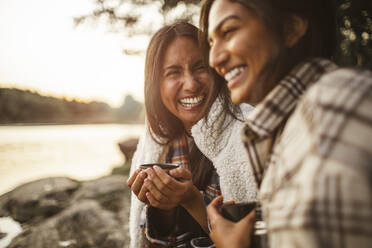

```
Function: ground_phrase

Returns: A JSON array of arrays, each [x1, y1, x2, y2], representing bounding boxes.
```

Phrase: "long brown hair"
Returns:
[[145, 21, 239, 189], [145, 22, 199, 143], [145, 21, 238, 144]]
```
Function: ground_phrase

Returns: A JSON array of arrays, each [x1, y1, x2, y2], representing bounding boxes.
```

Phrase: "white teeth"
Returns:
[[224, 66, 245, 82], [179, 95, 205, 108]]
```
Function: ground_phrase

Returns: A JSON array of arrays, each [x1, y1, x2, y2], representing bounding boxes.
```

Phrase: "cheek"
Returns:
[[160, 81, 178, 107], [159, 82, 169, 107], [198, 73, 212, 88], [228, 32, 250, 57]]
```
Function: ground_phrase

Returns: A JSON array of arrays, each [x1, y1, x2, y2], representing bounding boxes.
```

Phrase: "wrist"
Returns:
[[180, 185, 201, 209], [151, 206, 177, 215]]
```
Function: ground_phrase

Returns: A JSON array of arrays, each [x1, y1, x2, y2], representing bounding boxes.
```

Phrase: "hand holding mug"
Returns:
[[207, 196, 255, 248], [143, 165, 197, 210], [127, 163, 180, 204]]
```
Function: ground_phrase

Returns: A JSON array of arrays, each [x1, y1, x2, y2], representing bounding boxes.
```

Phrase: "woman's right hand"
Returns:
[[207, 196, 255, 248], [126, 168, 149, 204]]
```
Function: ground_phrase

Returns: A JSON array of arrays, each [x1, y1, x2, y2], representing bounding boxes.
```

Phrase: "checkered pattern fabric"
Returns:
[[143, 134, 221, 247], [170, 134, 190, 169], [242, 58, 372, 247]]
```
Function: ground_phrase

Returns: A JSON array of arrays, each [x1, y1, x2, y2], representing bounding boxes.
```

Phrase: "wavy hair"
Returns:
[[145, 21, 238, 144]]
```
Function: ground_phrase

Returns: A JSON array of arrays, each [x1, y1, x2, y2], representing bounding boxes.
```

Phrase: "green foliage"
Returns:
[[74, 0, 201, 35], [75, 0, 372, 69], [334, 0, 372, 69], [0, 88, 144, 124]]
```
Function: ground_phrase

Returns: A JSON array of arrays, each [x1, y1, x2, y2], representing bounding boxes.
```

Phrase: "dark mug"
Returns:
[[220, 202, 256, 222], [139, 163, 180, 173], [220, 202, 269, 248]]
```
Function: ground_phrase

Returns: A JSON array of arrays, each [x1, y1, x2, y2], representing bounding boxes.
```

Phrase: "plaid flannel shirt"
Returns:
[[143, 134, 220, 247], [242, 58, 372, 248]]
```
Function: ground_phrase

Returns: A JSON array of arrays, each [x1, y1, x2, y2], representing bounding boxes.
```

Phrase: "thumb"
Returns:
[[169, 167, 192, 180], [207, 196, 224, 229]]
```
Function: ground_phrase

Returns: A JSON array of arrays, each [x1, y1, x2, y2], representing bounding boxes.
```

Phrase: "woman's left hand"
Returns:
[[143, 165, 197, 210]]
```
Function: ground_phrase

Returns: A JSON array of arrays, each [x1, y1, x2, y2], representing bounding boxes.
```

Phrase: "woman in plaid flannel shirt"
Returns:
[[200, 0, 372, 247]]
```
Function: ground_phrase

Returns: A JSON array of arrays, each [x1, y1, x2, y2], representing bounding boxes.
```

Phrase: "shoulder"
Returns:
[[304, 67, 372, 105], [294, 67, 372, 169], [298, 67, 372, 124]]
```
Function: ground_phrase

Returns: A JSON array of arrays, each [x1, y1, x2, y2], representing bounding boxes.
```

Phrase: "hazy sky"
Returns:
[[0, 0, 148, 107]]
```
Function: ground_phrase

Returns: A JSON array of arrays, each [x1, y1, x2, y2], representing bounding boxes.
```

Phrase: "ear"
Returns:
[[284, 15, 308, 48]]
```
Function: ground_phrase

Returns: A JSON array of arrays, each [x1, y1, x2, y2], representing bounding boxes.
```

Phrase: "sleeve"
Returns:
[[128, 131, 146, 248], [128, 124, 168, 248], [267, 69, 372, 248]]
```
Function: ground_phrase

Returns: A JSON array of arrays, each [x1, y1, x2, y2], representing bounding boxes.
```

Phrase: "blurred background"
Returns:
[[0, 0, 370, 247], [0, 0, 371, 194]]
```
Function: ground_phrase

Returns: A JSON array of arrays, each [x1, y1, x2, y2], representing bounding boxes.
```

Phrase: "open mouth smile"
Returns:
[[179, 94, 205, 108], [224, 66, 247, 82]]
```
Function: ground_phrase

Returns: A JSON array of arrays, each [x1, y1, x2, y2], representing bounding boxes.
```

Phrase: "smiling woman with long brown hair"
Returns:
[[126, 21, 258, 248]]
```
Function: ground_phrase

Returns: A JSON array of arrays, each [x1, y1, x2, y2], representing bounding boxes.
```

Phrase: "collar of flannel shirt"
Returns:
[[242, 58, 338, 186]]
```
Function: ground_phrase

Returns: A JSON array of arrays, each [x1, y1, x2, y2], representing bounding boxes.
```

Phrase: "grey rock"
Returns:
[[0, 175, 131, 248], [73, 175, 131, 236], [112, 138, 138, 176], [0, 177, 80, 223], [7, 200, 127, 248], [118, 138, 138, 160]]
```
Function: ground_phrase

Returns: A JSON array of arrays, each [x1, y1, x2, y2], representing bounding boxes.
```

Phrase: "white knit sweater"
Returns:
[[191, 101, 257, 203], [128, 124, 169, 248], [128, 100, 257, 248]]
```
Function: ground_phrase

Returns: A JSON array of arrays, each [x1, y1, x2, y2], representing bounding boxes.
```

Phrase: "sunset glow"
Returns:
[[0, 0, 148, 107]]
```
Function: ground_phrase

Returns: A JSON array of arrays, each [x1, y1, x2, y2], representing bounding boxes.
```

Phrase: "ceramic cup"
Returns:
[[139, 163, 180, 173], [220, 202, 256, 222]]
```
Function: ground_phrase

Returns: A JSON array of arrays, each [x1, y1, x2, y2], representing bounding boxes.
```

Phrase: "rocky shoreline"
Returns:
[[0, 138, 139, 248], [0, 176, 131, 248]]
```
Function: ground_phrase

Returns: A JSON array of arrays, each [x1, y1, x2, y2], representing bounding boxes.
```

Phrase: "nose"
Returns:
[[183, 71, 200, 92], [209, 42, 228, 75]]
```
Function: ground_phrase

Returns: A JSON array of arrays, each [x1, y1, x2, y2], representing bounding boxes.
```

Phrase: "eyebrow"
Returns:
[[209, 15, 240, 40], [164, 65, 181, 71]]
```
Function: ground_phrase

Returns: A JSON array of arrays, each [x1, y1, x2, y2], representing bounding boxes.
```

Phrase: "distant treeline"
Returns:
[[0, 87, 144, 124]]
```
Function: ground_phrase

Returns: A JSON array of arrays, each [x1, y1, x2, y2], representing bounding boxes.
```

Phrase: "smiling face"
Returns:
[[160, 36, 211, 132], [207, 0, 279, 104]]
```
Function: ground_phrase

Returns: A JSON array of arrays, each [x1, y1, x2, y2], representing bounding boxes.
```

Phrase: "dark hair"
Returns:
[[145, 21, 238, 190], [145, 22, 196, 143], [145, 21, 238, 144], [200, 0, 336, 85]]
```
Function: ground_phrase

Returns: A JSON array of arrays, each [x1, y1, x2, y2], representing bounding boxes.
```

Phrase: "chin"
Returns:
[[231, 91, 247, 105]]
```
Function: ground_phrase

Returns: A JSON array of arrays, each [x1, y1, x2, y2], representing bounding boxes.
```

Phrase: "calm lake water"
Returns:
[[0, 124, 144, 195]]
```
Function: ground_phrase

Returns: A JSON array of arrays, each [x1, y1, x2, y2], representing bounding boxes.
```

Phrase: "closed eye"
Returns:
[[195, 65, 207, 73], [165, 70, 180, 77], [222, 26, 238, 38]]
